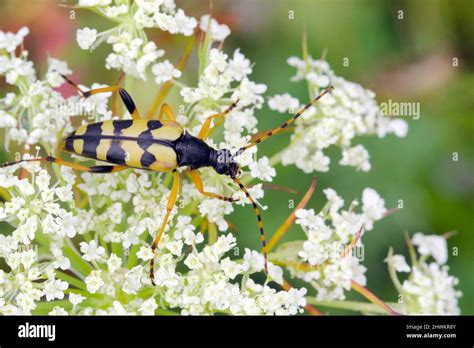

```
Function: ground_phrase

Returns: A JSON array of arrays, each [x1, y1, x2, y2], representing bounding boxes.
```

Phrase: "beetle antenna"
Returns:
[[237, 85, 334, 154], [232, 176, 269, 275], [0, 157, 50, 168]]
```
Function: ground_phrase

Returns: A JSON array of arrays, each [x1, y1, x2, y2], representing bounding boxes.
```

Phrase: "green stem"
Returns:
[[306, 298, 400, 314], [351, 280, 402, 316], [155, 308, 180, 316], [62, 242, 94, 276], [386, 247, 405, 294], [208, 222, 217, 245], [269, 152, 283, 167], [127, 243, 140, 268], [56, 271, 87, 291], [405, 231, 418, 267], [32, 300, 72, 315], [112, 242, 122, 258]]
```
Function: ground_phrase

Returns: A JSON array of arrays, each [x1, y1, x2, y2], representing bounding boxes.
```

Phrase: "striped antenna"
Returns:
[[232, 176, 269, 275], [237, 85, 334, 153]]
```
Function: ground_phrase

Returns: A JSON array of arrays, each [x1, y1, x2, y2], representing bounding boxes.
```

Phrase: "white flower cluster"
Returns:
[[0, 28, 112, 149], [0, 162, 305, 315], [0, 5, 461, 316], [199, 14, 231, 42], [180, 47, 266, 146], [0, 164, 76, 314], [268, 55, 408, 173], [148, 236, 306, 315], [274, 188, 387, 301], [76, 0, 196, 80], [385, 233, 462, 315]]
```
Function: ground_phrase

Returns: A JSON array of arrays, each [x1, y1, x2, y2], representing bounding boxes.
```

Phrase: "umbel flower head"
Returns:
[[269, 55, 408, 173], [0, 162, 306, 315], [0, 1, 461, 316], [271, 187, 387, 302], [76, 0, 197, 80], [385, 233, 462, 315]]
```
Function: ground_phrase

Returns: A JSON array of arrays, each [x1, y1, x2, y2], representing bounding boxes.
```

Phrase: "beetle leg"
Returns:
[[197, 100, 239, 140], [0, 156, 127, 173], [156, 103, 176, 121], [187, 169, 237, 202], [150, 170, 180, 285]]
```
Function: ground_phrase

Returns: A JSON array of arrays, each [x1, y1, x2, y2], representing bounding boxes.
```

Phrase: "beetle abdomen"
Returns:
[[65, 119, 183, 171]]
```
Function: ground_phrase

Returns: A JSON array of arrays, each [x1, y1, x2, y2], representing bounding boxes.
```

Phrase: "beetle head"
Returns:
[[213, 148, 241, 178]]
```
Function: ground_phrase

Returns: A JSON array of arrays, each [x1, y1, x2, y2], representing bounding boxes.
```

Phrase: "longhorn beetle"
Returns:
[[0, 75, 334, 284]]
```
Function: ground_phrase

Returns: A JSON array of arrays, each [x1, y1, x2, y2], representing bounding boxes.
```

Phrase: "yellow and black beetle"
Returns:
[[0, 74, 334, 284]]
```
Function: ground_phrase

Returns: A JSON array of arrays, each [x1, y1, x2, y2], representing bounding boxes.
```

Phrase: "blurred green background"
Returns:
[[0, 0, 472, 314]]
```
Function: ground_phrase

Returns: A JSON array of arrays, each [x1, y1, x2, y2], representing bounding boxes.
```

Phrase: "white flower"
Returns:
[[122, 266, 144, 294], [412, 233, 448, 264], [291, 188, 379, 300], [0, 27, 29, 52], [248, 157, 276, 182], [232, 78, 267, 108], [183, 229, 204, 245], [85, 270, 104, 294], [389, 119, 409, 137], [76, 27, 97, 50], [323, 188, 345, 216], [139, 298, 158, 315], [362, 188, 387, 223], [80, 240, 106, 262], [275, 55, 408, 174], [55, 186, 73, 202], [184, 253, 202, 270], [43, 279, 68, 301], [69, 293, 86, 306], [152, 60, 181, 84], [242, 249, 264, 272], [339, 145, 371, 172], [166, 240, 183, 257], [104, 4, 128, 18], [268, 93, 300, 113], [402, 263, 461, 314], [286, 288, 307, 315], [107, 253, 122, 273], [137, 246, 154, 261], [268, 263, 284, 285], [199, 199, 233, 231], [46, 57, 72, 87], [20, 249, 37, 269], [0, 110, 17, 128], [200, 15, 231, 41], [49, 306, 68, 316], [228, 49, 252, 81], [154, 9, 197, 36], [104, 32, 164, 79], [220, 257, 242, 280], [386, 254, 411, 273], [173, 9, 198, 36], [287, 56, 307, 82]]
